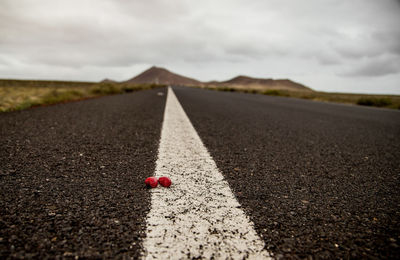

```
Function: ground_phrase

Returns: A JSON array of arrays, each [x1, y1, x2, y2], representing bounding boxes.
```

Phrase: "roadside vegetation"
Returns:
[[0, 79, 164, 112], [201, 86, 400, 110]]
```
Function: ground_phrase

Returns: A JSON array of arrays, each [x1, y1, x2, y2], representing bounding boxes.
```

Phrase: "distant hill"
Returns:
[[124, 66, 313, 92], [209, 75, 313, 92], [100, 78, 116, 83], [125, 66, 201, 86]]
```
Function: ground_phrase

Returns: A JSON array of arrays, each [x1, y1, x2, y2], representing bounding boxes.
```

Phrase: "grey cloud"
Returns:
[[372, 30, 400, 56], [317, 53, 342, 66], [333, 29, 400, 60], [0, 0, 400, 94], [341, 56, 400, 77]]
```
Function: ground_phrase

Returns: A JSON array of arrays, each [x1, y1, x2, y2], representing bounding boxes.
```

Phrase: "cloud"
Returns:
[[341, 55, 400, 77], [0, 0, 400, 93]]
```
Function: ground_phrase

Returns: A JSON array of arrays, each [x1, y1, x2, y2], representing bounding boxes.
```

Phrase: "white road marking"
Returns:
[[142, 87, 271, 259]]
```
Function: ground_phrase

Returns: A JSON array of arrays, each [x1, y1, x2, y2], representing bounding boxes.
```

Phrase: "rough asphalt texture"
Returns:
[[173, 86, 400, 259], [0, 88, 166, 258], [1, 86, 400, 259]]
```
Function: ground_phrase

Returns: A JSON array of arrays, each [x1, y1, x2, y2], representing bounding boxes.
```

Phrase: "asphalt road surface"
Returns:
[[1, 86, 399, 259], [0, 89, 166, 258]]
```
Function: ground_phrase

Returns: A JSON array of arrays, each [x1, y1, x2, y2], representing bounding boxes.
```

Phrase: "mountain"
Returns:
[[210, 75, 312, 92], [100, 78, 116, 83], [125, 66, 201, 86], [124, 66, 313, 92]]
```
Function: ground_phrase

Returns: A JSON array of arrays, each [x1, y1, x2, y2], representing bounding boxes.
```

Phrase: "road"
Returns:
[[0, 89, 166, 258], [1, 86, 399, 258]]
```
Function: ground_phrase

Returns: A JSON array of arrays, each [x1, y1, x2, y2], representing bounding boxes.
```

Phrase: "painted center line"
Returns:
[[142, 87, 271, 259]]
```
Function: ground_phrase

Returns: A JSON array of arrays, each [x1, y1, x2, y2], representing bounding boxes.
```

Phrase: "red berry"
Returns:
[[145, 177, 158, 188], [158, 176, 172, 187]]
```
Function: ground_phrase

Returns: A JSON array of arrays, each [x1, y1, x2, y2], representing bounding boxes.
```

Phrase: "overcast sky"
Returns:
[[1, 0, 399, 94]]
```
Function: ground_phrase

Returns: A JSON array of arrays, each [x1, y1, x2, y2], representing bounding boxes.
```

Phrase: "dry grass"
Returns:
[[2, 79, 398, 111], [0, 79, 164, 112], [204, 83, 313, 93], [201, 86, 400, 110]]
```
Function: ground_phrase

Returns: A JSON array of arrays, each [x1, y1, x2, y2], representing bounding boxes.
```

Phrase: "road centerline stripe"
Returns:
[[142, 87, 271, 259]]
